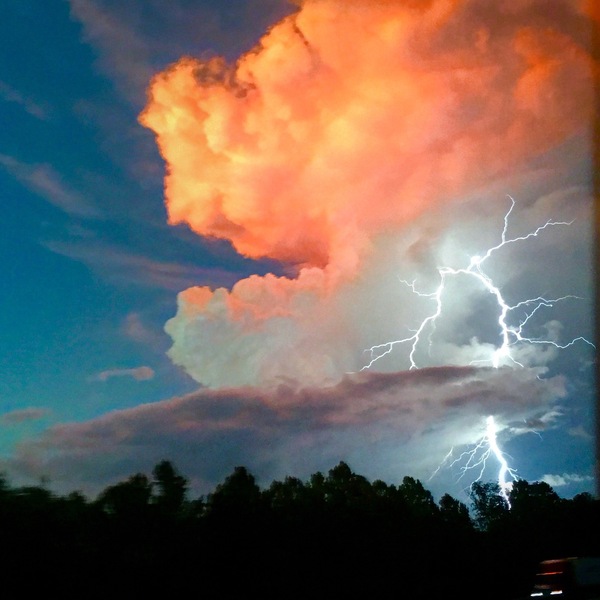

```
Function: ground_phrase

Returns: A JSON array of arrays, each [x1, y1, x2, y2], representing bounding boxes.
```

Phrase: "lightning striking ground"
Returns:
[[459, 416, 517, 504], [361, 196, 594, 504], [429, 415, 518, 506]]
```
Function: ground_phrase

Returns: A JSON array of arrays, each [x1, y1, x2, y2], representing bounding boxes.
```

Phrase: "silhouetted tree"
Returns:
[[0, 472, 10, 499], [205, 465, 262, 519], [439, 492, 473, 529], [307, 470, 327, 507], [398, 475, 439, 519], [151, 459, 188, 516], [323, 460, 374, 513], [96, 472, 152, 519], [509, 479, 560, 516], [0, 459, 598, 600], [556, 490, 600, 557], [469, 480, 510, 531], [264, 475, 310, 518]]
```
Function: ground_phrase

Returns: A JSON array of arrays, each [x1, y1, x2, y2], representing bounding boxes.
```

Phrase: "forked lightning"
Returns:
[[361, 196, 594, 505]]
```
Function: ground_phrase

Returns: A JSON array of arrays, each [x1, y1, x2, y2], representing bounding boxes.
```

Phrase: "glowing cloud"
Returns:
[[361, 196, 594, 372], [139, 0, 596, 389]]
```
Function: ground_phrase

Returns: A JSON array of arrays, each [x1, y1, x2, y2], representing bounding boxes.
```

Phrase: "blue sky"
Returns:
[[1, 1, 289, 420], [0, 0, 596, 504]]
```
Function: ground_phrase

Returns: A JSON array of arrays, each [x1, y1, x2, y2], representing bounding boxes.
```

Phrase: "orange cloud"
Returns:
[[139, 0, 597, 388]]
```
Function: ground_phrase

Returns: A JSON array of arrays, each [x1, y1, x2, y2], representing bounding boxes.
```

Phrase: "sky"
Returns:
[[0, 0, 597, 505]]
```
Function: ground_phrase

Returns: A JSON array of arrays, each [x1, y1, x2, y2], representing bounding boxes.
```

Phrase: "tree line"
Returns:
[[1, 460, 598, 598]]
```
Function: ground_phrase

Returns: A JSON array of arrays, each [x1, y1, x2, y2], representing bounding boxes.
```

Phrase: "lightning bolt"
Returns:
[[437, 416, 518, 507], [362, 196, 593, 371], [362, 196, 594, 504]]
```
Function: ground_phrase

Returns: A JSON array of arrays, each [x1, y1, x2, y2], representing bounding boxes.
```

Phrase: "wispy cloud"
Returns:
[[0, 80, 48, 120], [68, 0, 296, 109], [44, 237, 246, 291], [69, 0, 154, 106], [567, 425, 594, 440], [540, 472, 595, 488], [1, 408, 50, 425], [0, 154, 99, 218], [90, 366, 155, 383]]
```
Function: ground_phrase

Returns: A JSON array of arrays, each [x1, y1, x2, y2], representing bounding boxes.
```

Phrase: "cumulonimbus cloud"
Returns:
[[139, 0, 596, 389], [0, 0, 593, 503]]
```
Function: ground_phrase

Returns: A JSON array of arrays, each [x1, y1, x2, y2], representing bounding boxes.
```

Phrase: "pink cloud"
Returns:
[[92, 366, 155, 382]]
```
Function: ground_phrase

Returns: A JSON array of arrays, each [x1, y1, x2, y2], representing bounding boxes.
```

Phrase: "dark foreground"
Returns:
[[1, 461, 598, 599]]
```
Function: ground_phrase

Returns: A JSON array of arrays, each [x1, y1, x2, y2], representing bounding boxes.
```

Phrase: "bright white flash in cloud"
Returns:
[[362, 197, 595, 503], [362, 196, 594, 371]]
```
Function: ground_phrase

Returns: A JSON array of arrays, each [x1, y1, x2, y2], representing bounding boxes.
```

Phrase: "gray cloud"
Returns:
[[1, 408, 50, 425], [2, 365, 566, 500], [0, 80, 48, 120], [68, 0, 294, 108], [69, 0, 155, 106], [540, 472, 595, 489], [44, 238, 243, 291]]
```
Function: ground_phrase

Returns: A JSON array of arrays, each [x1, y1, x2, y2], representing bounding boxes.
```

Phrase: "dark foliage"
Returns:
[[0, 463, 598, 599]]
